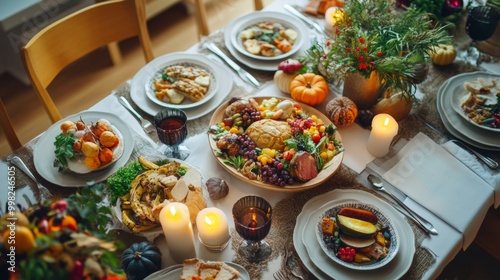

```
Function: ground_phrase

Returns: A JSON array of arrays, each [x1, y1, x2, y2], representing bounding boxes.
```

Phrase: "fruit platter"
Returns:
[[316, 201, 399, 270], [110, 156, 206, 234], [54, 117, 125, 174], [208, 96, 344, 192]]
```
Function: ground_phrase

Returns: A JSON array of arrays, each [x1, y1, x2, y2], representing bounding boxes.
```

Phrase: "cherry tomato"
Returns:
[[312, 133, 321, 144]]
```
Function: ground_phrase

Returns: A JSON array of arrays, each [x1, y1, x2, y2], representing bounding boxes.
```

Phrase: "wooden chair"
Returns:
[[21, 0, 154, 123], [193, 0, 264, 38], [0, 97, 22, 151]]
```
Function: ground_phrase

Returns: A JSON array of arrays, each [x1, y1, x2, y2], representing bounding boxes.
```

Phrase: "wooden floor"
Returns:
[[1, 1, 499, 278]]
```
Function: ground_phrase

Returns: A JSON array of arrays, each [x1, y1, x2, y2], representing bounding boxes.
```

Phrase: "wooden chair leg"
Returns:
[[193, 0, 209, 38], [254, 0, 264, 10], [107, 42, 122, 65], [0, 98, 22, 150]]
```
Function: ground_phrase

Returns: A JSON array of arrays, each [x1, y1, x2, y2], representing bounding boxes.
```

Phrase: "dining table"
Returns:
[[2, 0, 500, 279]]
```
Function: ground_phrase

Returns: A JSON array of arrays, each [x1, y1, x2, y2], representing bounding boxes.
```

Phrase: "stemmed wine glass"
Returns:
[[154, 108, 190, 160], [464, 5, 500, 66], [232, 195, 273, 262]]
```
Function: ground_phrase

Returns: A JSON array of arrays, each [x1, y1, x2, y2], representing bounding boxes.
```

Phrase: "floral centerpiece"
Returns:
[[301, 0, 452, 115]]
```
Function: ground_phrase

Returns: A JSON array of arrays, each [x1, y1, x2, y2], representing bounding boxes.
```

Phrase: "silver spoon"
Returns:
[[367, 174, 438, 235]]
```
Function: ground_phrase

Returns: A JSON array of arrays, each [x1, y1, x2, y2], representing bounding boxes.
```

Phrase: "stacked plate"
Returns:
[[437, 72, 500, 151], [293, 189, 415, 279], [130, 52, 233, 120], [224, 11, 312, 71]]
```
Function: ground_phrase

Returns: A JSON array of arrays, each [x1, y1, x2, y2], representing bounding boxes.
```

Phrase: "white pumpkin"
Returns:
[[273, 70, 297, 94]]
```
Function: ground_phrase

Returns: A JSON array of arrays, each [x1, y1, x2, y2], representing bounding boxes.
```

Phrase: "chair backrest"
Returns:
[[193, 0, 264, 38], [22, 0, 154, 123], [0, 97, 22, 151]]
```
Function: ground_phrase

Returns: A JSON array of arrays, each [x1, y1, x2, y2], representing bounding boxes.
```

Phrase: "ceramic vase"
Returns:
[[342, 72, 381, 110]]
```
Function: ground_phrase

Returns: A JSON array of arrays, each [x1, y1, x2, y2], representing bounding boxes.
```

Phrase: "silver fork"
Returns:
[[273, 269, 288, 280], [10, 156, 52, 201], [118, 96, 156, 136]]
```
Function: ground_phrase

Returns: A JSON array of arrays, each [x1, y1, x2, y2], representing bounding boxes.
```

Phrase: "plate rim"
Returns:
[[33, 111, 134, 187], [130, 52, 233, 120], [230, 12, 306, 61], [294, 189, 415, 279], [224, 11, 312, 71], [314, 200, 400, 270], [143, 261, 250, 280], [448, 74, 500, 133], [207, 96, 344, 192], [144, 57, 220, 109], [438, 71, 500, 150]]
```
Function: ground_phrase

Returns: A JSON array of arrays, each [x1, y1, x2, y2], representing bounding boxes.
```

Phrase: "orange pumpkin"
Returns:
[[290, 73, 328, 106]]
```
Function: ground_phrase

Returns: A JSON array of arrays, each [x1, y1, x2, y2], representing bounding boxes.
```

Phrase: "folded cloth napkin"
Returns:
[[382, 133, 494, 249], [442, 141, 500, 208]]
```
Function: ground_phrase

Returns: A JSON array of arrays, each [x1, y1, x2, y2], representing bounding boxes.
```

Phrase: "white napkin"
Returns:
[[382, 133, 494, 249], [442, 141, 500, 208]]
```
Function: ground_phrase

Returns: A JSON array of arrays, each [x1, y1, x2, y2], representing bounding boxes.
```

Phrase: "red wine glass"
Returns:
[[154, 108, 190, 160], [232, 195, 273, 262], [465, 6, 500, 66]]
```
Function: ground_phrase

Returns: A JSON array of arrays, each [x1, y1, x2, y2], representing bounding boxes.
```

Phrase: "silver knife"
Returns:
[[284, 4, 324, 35], [205, 42, 260, 88], [415, 114, 499, 169]]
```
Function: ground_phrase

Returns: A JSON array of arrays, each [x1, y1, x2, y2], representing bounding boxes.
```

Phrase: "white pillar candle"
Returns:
[[366, 114, 399, 158], [196, 207, 230, 248], [159, 202, 196, 262], [324, 7, 344, 33]]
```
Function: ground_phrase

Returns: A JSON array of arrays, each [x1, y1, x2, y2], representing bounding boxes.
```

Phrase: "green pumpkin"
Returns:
[[121, 242, 162, 280]]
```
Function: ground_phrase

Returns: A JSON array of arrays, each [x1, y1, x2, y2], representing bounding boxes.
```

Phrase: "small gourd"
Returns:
[[290, 73, 328, 106], [372, 89, 413, 121], [274, 59, 302, 94], [325, 96, 358, 127], [121, 242, 162, 280], [429, 44, 456, 66]]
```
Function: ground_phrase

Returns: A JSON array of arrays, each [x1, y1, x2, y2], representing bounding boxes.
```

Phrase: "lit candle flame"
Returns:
[[169, 205, 177, 216], [383, 117, 390, 127], [204, 216, 213, 226]]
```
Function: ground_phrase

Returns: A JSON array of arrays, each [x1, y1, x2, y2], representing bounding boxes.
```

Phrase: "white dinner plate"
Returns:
[[144, 54, 219, 109], [437, 72, 500, 150], [130, 52, 233, 120], [448, 74, 500, 133], [229, 11, 307, 61], [315, 201, 399, 270], [224, 11, 312, 71], [293, 189, 415, 280], [33, 111, 134, 187], [144, 262, 250, 280]]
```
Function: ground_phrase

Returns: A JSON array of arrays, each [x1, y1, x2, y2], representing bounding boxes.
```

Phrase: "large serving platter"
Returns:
[[315, 201, 399, 270], [224, 11, 312, 71], [207, 96, 344, 192], [437, 72, 500, 150], [111, 158, 208, 240], [33, 111, 134, 187], [130, 52, 233, 120], [294, 189, 415, 279]]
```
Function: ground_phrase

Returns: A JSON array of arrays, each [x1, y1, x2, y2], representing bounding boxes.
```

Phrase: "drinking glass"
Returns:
[[464, 6, 500, 66], [232, 195, 273, 262], [154, 108, 190, 160]]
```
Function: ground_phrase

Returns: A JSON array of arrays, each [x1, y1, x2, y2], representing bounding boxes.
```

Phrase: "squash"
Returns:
[[325, 96, 358, 127], [121, 242, 162, 280], [290, 73, 328, 106], [337, 215, 377, 239], [274, 70, 297, 94], [372, 89, 413, 121], [429, 44, 456, 66]]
